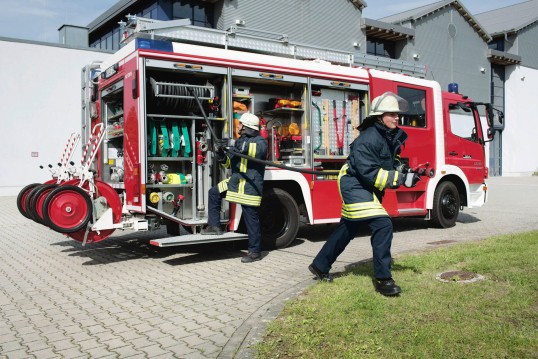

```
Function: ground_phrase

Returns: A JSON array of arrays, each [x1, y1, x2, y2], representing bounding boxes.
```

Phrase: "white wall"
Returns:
[[504, 65, 538, 176], [0, 39, 110, 196]]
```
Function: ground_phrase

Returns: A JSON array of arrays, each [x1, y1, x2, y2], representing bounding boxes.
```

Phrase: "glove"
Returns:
[[404, 172, 421, 188], [396, 163, 410, 173]]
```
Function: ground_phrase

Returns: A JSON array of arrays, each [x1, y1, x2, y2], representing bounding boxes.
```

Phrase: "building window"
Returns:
[[173, 0, 213, 27], [488, 37, 504, 51], [367, 38, 395, 58]]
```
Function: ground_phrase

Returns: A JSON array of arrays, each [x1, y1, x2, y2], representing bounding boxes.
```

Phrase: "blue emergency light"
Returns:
[[135, 38, 173, 52], [448, 83, 459, 93]]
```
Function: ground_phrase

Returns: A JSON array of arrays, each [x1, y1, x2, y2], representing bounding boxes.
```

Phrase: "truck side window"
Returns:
[[449, 105, 477, 142], [397, 87, 426, 128]]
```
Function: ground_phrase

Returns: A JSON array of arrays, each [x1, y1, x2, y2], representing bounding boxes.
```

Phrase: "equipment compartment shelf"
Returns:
[[146, 184, 193, 188], [264, 108, 304, 116], [148, 157, 193, 161]]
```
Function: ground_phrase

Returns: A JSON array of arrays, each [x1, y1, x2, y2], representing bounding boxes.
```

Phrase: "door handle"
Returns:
[[448, 151, 458, 156]]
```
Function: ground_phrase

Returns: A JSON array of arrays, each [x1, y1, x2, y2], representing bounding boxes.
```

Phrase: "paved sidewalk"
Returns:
[[1, 176, 537, 358]]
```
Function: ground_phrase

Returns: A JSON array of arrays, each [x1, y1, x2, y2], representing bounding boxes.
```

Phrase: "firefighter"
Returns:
[[308, 92, 416, 296], [201, 113, 268, 263]]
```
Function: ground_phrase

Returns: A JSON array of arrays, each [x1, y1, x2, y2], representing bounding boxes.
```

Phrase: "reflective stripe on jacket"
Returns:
[[339, 122, 408, 220]]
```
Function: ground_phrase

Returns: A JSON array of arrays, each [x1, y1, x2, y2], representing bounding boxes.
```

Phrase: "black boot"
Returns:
[[375, 278, 401, 296], [200, 225, 223, 235], [241, 252, 261, 263], [308, 263, 334, 282]]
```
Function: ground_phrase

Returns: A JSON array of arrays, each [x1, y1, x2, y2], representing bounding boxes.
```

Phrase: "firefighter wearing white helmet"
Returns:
[[238, 112, 260, 130], [202, 113, 268, 264], [309, 92, 417, 296]]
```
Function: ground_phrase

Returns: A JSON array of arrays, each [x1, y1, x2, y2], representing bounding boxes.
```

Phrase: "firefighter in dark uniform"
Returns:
[[308, 92, 417, 296], [201, 113, 267, 263]]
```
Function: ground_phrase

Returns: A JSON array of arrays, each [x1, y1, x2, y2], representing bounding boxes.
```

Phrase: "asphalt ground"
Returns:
[[1, 176, 537, 358]]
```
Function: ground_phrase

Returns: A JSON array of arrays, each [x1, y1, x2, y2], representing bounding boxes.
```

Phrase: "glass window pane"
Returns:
[[397, 87, 427, 128]]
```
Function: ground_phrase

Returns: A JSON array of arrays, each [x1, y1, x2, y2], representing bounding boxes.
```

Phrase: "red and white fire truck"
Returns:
[[17, 18, 503, 248]]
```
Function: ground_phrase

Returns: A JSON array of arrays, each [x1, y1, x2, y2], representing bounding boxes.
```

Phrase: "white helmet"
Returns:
[[369, 92, 409, 116], [239, 113, 260, 130]]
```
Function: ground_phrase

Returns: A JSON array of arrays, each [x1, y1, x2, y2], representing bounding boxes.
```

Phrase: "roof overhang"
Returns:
[[361, 18, 414, 41], [487, 49, 521, 66], [350, 0, 367, 11]]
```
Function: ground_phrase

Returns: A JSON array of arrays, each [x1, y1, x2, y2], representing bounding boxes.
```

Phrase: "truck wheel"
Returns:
[[260, 188, 299, 249], [431, 181, 460, 228], [43, 185, 93, 233]]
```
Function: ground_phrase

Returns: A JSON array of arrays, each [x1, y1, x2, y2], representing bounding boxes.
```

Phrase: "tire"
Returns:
[[17, 183, 41, 219], [260, 188, 300, 249], [28, 184, 58, 224], [42, 185, 93, 233], [431, 181, 460, 228], [24, 185, 46, 222]]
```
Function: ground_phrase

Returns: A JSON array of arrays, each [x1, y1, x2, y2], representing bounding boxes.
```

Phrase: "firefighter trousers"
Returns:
[[207, 185, 261, 253], [312, 216, 394, 279]]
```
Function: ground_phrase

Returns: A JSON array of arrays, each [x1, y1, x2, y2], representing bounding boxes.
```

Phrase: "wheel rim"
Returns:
[[440, 191, 458, 219], [64, 179, 121, 243], [46, 188, 91, 232]]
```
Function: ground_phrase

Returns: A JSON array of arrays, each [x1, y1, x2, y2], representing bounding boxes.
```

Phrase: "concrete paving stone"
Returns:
[[129, 336, 154, 349], [193, 342, 221, 357], [184, 349, 216, 359], [116, 330, 144, 342], [139, 329, 168, 341], [0, 348, 31, 358], [49, 338, 76, 351], [40, 331, 69, 345], [192, 327, 218, 339], [28, 348, 58, 358], [107, 323, 134, 335], [182, 334, 206, 347], [130, 323, 157, 334], [61, 325, 85, 336], [106, 345, 139, 358], [92, 330, 121, 343], [101, 337, 128, 350], [163, 342, 198, 357], [75, 338, 103, 352], [25, 340, 54, 354], [0, 340, 25, 353], [86, 346, 117, 358], [139, 344, 171, 357], [205, 332, 229, 347], [85, 324, 109, 335], [69, 331, 92, 344], [182, 321, 203, 332]]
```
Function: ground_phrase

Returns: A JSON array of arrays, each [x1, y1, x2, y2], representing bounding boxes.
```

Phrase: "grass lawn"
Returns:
[[256, 231, 538, 358]]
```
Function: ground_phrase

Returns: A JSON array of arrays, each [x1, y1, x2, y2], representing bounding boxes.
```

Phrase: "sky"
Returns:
[[0, 0, 529, 44]]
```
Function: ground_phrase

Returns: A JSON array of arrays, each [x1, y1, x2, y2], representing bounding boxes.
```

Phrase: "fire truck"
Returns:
[[17, 17, 503, 248]]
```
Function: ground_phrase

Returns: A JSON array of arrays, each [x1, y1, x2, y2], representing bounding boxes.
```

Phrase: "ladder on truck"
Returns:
[[119, 16, 426, 77]]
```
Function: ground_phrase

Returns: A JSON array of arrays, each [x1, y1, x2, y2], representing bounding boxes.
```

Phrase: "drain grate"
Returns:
[[436, 270, 485, 283]]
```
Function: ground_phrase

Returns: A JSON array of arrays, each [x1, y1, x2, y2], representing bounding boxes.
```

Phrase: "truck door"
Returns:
[[444, 101, 486, 185]]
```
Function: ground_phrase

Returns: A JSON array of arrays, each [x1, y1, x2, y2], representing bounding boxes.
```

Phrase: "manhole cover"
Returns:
[[436, 270, 485, 283], [427, 240, 457, 245]]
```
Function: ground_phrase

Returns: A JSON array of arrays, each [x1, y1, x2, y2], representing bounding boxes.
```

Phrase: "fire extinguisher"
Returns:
[[259, 116, 269, 160], [271, 123, 281, 161]]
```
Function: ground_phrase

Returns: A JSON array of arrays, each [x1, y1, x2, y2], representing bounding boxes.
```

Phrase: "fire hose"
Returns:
[[189, 88, 433, 178]]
